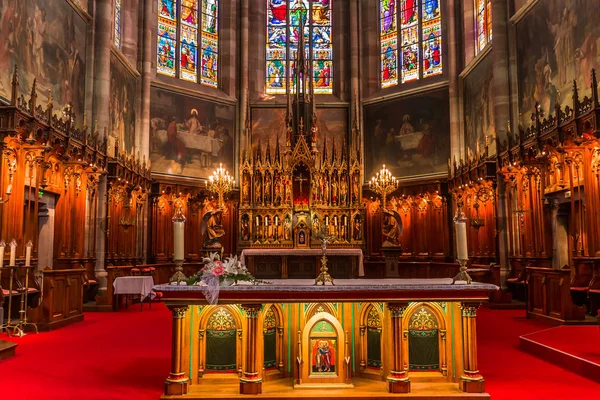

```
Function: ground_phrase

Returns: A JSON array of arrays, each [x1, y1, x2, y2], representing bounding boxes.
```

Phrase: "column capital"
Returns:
[[168, 305, 189, 319], [387, 302, 409, 318], [241, 304, 262, 318], [459, 302, 481, 318]]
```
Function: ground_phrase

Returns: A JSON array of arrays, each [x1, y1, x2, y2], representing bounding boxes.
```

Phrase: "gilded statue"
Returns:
[[201, 198, 225, 248], [382, 198, 403, 247]]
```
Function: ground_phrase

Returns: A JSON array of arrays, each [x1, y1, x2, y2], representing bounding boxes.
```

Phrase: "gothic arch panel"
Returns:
[[261, 303, 286, 378], [358, 303, 384, 380]]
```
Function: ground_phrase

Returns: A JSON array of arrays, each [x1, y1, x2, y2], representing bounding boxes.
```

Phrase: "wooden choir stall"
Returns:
[[155, 279, 497, 399]]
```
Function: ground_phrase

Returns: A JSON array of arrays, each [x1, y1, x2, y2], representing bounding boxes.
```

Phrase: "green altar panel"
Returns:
[[408, 329, 439, 371], [264, 328, 277, 369], [367, 327, 382, 368], [206, 330, 237, 372]]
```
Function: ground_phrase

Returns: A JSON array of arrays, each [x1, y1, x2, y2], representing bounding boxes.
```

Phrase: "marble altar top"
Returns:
[[154, 279, 499, 304]]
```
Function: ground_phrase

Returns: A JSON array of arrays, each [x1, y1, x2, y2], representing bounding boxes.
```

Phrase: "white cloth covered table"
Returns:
[[240, 248, 364, 276], [113, 276, 155, 300]]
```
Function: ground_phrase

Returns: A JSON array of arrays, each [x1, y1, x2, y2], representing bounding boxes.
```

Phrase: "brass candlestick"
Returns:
[[369, 164, 399, 208], [315, 231, 335, 286], [208, 163, 234, 210]]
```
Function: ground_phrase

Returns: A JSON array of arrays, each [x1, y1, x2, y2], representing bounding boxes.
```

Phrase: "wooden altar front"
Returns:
[[155, 279, 497, 399]]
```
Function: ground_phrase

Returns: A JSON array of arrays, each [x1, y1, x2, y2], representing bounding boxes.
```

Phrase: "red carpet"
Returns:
[[0, 305, 598, 399], [520, 326, 600, 383]]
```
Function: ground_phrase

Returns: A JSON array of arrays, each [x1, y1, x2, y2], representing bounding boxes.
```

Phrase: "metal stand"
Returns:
[[452, 259, 472, 284], [169, 259, 187, 284], [315, 235, 335, 286], [15, 266, 38, 336], [0, 267, 23, 336]]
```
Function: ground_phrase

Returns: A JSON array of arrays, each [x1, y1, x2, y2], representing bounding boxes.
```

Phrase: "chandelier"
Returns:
[[208, 163, 235, 209], [368, 164, 399, 208]]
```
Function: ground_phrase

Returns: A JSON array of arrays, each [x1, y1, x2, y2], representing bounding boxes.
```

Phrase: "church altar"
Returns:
[[155, 279, 497, 399], [240, 248, 364, 278]]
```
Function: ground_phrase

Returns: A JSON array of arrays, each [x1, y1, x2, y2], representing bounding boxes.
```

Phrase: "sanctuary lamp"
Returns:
[[208, 163, 234, 210], [369, 164, 399, 208]]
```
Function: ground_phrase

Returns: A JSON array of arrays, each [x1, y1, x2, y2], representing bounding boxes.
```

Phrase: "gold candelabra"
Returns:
[[208, 163, 235, 209], [368, 164, 399, 208]]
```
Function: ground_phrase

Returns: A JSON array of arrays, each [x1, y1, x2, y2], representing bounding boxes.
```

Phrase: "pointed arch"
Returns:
[[197, 305, 244, 378], [358, 303, 385, 380], [301, 312, 347, 384], [402, 302, 447, 375], [261, 303, 286, 378], [305, 302, 337, 320]]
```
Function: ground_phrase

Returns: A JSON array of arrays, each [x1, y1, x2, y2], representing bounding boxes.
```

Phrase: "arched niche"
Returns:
[[261, 304, 286, 380], [197, 305, 244, 378], [358, 303, 384, 380], [304, 302, 338, 321], [299, 312, 351, 387], [402, 302, 447, 376]]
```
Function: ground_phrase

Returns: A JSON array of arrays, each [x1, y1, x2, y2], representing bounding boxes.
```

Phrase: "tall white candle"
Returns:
[[0, 240, 5, 268], [172, 209, 186, 261], [455, 219, 468, 260], [25, 240, 33, 267], [9, 239, 17, 266]]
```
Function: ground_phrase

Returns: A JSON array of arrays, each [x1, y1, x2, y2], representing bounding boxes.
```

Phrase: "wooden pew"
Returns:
[[526, 266, 587, 324], [570, 257, 595, 312], [587, 258, 600, 317]]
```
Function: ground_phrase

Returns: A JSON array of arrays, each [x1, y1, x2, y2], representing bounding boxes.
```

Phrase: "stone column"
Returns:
[[165, 306, 190, 395], [139, 0, 153, 160], [386, 303, 410, 393], [239, 0, 249, 168], [459, 302, 485, 393], [447, 0, 462, 161], [240, 304, 263, 394], [93, 0, 114, 294], [491, 0, 511, 287], [122, 0, 139, 66]]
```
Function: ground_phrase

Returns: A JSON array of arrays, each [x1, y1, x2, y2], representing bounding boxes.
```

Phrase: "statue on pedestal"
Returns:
[[382, 199, 403, 247], [202, 198, 225, 248]]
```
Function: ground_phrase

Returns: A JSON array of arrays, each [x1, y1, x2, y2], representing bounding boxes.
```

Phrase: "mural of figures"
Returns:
[[463, 53, 496, 159], [516, 0, 600, 127], [251, 108, 287, 154], [0, 0, 86, 120], [364, 89, 450, 180], [150, 87, 235, 178], [109, 57, 137, 156], [316, 108, 348, 158]]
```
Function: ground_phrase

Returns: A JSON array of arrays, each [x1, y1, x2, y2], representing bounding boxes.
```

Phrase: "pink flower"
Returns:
[[212, 265, 224, 276]]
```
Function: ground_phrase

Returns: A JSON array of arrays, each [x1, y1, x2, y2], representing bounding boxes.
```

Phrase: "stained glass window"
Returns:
[[157, 0, 219, 87], [475, 0, 492, 54], [379, 0, 442, 88], [114, 0, 122, 49], [266, 0, 333, 95]]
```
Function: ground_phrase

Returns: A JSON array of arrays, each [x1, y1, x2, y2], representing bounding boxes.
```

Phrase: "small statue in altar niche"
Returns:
[[241, 217, 250, 241], [340, 179, 348, 205], [254, 177, 261, 204], [242, 175, 250, 204], [323, 177, 330, 205], [331, 180, 338, 205], [312, 215, 321, 234], [264, 174, 272, 204], [274, 177, 282, 206], [201, 199, 226, 248], [353, 216, 363, 241], [382, 200, 403, 247], [285, 182, 292, 204], [311, 179, 319, 203], [352, 175, 359, 204], [284, 216, 292, 240]]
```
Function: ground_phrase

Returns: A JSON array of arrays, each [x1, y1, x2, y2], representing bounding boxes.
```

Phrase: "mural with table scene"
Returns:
[[516, 0, 600, 127], [364, 89, 449, 180], [463, 51, 496, 159], [150, 87, 235, 178], [0, 0, 87, 120], [109, 56, 137, 156]]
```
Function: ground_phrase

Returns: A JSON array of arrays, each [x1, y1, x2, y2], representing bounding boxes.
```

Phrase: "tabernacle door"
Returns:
[[296, 312, 353, 388]]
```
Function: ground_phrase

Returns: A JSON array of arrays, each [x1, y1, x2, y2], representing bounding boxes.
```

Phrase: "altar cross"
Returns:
[[295, 174, 308, 194]]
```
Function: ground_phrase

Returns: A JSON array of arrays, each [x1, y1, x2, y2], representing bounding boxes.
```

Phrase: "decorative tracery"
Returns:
[[380, 0, 442, 88], [266, 0, 333, 95]]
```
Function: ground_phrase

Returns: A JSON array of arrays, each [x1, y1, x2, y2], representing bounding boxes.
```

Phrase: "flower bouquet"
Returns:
[[188, 253, 268, 304]]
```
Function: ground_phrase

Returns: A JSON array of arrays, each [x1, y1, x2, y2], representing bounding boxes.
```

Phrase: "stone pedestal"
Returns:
[[382, 246, 402, 278]]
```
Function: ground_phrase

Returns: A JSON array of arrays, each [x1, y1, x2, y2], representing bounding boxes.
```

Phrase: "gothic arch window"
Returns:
[[205, 307, 237, 372], [474, 0, 492, 55], [157, 0, 219, 87], [379, 0, 442, 88], [407, 306, 439, 371], [114, 0, 123, 49], [266, 0, 333, 95]]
